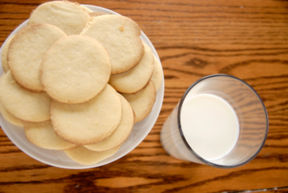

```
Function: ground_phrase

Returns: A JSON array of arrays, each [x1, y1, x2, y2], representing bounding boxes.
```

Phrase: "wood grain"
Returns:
[[0, 0, 288, 192]]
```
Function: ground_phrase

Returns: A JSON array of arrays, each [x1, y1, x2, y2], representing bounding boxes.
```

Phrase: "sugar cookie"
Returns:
[[110, 42, 154, 93], [29, 1, 91, 35], [150, 56, 164, 91], [0, 72, 50, 122], [82, 15, 143, 74], [79, 5, 109, 16], [89, 11, 109, 17], [123, 81, 156, 122], [85, 95, 134, 151], [1, 34, 14, 72], [51, 85, 122, 145], [80, 5, 93, 13], [25, 121, 75, 150], [65, 146, 119, 165], [0, 102, 23, 127], [41, 35, 110, 104], [8, 23, 66, 91]]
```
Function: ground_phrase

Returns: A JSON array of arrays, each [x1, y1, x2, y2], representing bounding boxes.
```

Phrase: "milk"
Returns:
[[180, 94, 239, 161], [161, 93, 239, 163]]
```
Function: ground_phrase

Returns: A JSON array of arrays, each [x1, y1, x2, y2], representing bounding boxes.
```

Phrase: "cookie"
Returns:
[[109, 42, 154, 93], [25, 121, 76, 150], [1, 34, 14, 72], [29, 1, 91, 35], [85, 95, 134, 151], [65, 146, 119, 165], [80, 4, 109, 16], [0, 72, 50, 122], [0, 102, 23, 127], [123, 81, 156, 122], [150, 56, 164, 91], [51, 85, 122, 145], [41, 35, 111, 104], [80, 5, 93, 13], [8, 23, 66, 91], [82, 15, 143, 74], [89, 11, 109, 17]]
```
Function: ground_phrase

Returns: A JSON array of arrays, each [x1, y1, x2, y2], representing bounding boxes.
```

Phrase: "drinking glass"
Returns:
[[160, 74, 268, 168]]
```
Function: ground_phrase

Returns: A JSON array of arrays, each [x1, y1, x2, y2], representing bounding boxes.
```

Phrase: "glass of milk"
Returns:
[[161, 74, 268, 168]]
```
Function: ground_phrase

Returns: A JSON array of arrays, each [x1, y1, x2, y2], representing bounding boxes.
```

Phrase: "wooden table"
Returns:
[[0, 0, 288, 192]]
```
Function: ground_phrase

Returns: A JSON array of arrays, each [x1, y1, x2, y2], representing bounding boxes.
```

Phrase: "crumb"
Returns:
[[119, 26, 124, 32]]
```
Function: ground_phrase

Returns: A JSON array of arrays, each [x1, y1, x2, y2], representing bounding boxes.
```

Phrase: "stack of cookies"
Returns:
[[0, 1, 163, 165]]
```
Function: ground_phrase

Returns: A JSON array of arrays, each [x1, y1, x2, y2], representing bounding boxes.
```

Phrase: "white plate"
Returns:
[[0, 5, 164, 169]]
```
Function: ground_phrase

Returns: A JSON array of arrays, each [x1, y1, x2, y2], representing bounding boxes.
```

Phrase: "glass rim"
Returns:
[[177, 74, 269, 168]]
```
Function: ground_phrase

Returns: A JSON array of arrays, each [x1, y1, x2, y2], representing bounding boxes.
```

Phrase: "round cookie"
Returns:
[[79, 5, 109, 16], [41, 35, 111, 104], [85, 95, 134, 151], [0, 102, 23, 127], [51, 85, 122, 145], [109, 42, 154, 93], [150, 56, 164, 91], [65, 146, 119, 165], [29, 1, 91, 35], [89, 11, 109, 17], [0, 72, 50, 122], [8, 23, 66, 91], [25, 121, 75, 150], [1, 34, 14, 72], [123, 81, 156, 122], [82, 15, 143, 74], [80, 5, 93, 13]]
